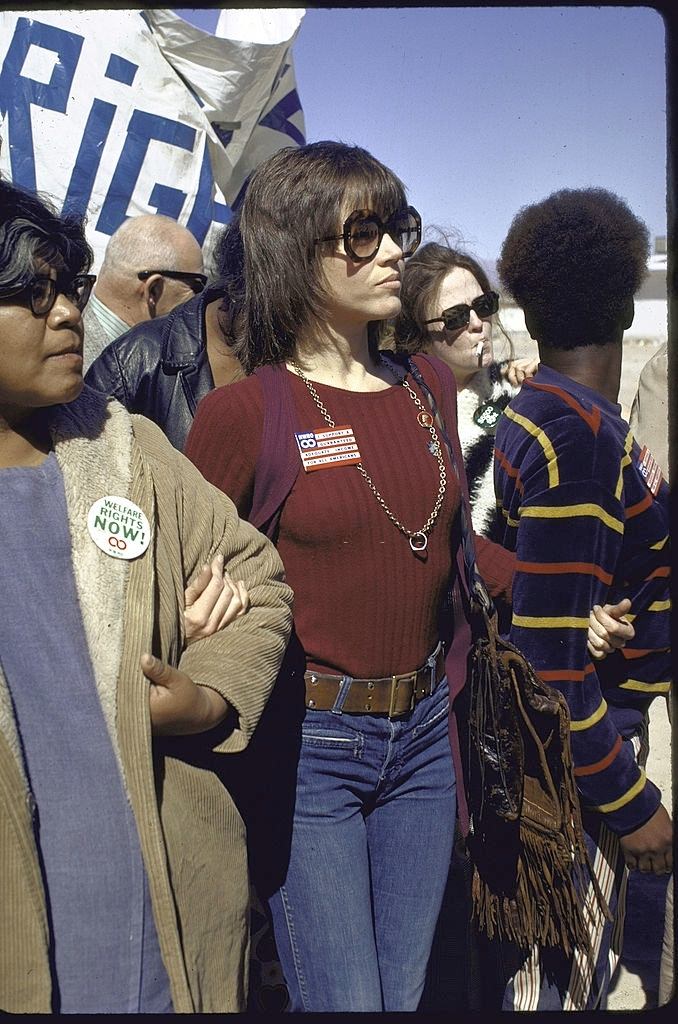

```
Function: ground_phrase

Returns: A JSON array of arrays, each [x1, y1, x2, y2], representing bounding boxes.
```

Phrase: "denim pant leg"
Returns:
[[267, 711, 384, 1012], [267, 677, 456, 1012], [367, 679, 456, 1010]]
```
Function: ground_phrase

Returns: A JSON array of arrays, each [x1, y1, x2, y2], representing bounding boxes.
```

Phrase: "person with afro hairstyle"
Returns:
[[392, 236, 636, 1010], [492, 187, 672, 1010]]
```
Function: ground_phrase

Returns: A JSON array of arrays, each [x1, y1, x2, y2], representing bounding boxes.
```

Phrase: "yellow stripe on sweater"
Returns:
[[513, 614, 590, 629], [500, 507, 520, 528], [570, 698, 608, 731], [520, 503, 624, 533], [504, 407, 559, 486], [595, 770, 647, 814], [619, 680, 671, 693]]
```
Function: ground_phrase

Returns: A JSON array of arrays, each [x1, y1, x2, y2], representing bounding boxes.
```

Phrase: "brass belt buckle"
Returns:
[[389, 671, 417, 718]]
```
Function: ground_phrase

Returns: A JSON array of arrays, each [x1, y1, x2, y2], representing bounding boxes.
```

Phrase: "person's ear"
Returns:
[[524, 310, 540, 341], [621, 297, 635, 331], [143, 274, 165, 319]]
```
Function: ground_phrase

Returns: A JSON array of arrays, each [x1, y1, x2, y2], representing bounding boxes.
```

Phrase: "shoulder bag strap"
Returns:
[[404, 355, 495, 617]]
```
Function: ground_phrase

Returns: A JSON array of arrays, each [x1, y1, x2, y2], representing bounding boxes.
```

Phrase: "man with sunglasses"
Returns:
[[85, 220, 244, 451], [83, 213, 206, 369]]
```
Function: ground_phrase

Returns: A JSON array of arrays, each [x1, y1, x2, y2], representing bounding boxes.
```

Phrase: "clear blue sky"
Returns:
[[177, 6, 667, 261]]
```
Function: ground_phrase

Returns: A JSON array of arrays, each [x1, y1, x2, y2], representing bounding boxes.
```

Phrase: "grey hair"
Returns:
[[0, 179, 92, 290], [99, 215, 202, 275]]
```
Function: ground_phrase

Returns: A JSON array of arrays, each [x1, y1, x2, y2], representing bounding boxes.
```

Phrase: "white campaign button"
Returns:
[[87, 495, 151, 560]]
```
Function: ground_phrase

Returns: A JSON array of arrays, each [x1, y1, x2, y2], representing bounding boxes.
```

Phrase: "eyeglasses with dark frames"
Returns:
[[425, 290, 500, 331], [314, 206, 422, 263], [0, 273, 96, 317], [137, 269, 208, 294]]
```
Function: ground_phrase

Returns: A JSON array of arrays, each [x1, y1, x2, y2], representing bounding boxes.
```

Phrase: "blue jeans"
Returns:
[[267, 676, 456, 1011]]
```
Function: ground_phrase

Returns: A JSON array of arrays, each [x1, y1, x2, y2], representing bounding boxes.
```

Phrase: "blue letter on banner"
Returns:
[[0, 17, 83, 192], [97, 110, 196, 234]]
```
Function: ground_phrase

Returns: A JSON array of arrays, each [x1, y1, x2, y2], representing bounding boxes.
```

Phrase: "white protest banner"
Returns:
[[150, 8, 306, 212], [0, 8, 306, 270]]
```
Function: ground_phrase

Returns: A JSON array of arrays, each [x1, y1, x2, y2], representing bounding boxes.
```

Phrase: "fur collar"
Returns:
[[456, 362, 517, 451], [456, 363, 518, 537], [0, 388, 134, 785]]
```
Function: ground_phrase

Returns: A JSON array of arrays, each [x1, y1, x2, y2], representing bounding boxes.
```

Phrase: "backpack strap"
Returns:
[[250, 363, 302, 540]]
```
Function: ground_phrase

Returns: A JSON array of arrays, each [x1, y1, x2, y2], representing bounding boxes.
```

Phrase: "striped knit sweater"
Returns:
[[494, 365, 670, 835]]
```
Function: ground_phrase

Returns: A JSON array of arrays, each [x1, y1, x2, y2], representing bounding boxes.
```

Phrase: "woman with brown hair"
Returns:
[[394, 240, 535, 545], [185, 140, 515, 1012], [185, 144, 634, 1011]]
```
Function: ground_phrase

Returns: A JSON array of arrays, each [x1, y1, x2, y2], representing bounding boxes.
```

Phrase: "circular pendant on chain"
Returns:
[[409, 532, 428, 552], [417, 411, 434, 428], [472, 397, 510, 432]]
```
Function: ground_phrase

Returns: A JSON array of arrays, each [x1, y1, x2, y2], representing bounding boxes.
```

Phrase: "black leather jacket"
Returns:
[[85, 284, 224, 451]]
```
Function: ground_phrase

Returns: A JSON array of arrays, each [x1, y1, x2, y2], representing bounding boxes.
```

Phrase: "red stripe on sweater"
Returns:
[[574, 735, 623, 776], [525, 378, 601, 434], [539, 667, 588, 682], [494, 447, 524, 493], [626, 492, 653, 518], [647, 566, 670, 579], [621, 646, 670, 660], [515, 560, 613, 584]]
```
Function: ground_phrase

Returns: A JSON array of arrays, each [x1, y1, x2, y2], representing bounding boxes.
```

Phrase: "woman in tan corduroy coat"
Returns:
[[0, 180, 293, 1013]]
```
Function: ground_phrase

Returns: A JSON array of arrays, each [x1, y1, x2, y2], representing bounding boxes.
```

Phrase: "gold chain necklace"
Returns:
[[290, 359, 447, 552]]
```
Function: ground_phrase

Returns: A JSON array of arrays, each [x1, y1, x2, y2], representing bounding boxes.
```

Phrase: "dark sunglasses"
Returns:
[[0, 273, 96, 317], [425, 290, 500, 331], [137, 269, 208, 294], [315, 206, 422, 263]]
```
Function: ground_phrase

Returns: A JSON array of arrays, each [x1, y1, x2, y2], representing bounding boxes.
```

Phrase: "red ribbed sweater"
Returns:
[[186, 364, 513, 679]]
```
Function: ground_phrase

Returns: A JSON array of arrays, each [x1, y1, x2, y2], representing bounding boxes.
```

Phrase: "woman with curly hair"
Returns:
[[493, 186, 672, 1010]]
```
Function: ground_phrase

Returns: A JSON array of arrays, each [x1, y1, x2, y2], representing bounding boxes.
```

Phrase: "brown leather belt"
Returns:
[[304, 643, 446, 719]]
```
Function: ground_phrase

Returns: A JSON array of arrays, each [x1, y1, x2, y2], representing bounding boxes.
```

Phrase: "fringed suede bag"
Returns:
[[402, 356, 610, 958], [463, 598, 609, 957]]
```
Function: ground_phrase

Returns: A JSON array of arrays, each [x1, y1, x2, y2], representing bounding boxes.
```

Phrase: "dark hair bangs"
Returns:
[[302, 142, 409, 241], [236, 141, 413, 370], [338, 164, 408, 223]]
